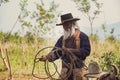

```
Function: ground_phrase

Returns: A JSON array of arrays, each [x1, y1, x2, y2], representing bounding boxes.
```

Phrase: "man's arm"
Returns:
[[40, 36, 63, 62], [39, 36, 63, 62]]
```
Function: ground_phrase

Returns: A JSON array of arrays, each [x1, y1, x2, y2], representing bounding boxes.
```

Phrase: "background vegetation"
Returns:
[[0, 30, 120, 80]]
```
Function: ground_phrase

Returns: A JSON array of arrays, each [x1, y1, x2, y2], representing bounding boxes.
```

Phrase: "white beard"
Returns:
[[63, 26, 75, 40]]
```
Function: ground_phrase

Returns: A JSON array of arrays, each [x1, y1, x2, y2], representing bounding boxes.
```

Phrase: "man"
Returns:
[[40, 13, 91, 80]]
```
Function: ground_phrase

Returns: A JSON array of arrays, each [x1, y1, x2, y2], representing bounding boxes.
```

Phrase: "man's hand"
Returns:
[[62, 46, 70, 53], [39, 52, 54, 62], [39, 55, 47, 61], [46, 51, 54, 62]]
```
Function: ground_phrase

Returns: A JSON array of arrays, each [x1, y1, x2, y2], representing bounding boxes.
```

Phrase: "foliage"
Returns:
[[2, 0, 9, 2], [105, 28, 116, 42], [0, 32, 4, 42], [19, 0, 60, 37], [24, 31, 34, 43], [86, 39, 120, 77], [0, 31, 21, 44], [0, 0, 9, 6], [72, 0, 103, 35], [101, 24, 117, 42], [89, 33, 99, 42], [0, 31, 55, 78], [105, 35, 116, 42], [99, 52, 119, 69]]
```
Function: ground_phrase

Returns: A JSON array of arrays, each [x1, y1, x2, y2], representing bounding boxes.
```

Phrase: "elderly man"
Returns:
[[40, 13, 91, 80]]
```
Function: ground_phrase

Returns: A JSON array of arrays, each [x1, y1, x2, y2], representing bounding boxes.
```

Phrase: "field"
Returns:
[[0, 36, 120, 80]]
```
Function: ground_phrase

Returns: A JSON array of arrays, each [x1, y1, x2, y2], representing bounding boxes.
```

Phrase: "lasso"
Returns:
[[32, 46, 85, 80]]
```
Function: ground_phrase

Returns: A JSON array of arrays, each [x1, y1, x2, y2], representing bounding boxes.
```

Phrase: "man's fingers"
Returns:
[[47, 54, 53, 62], [39, 56, 47, 61]]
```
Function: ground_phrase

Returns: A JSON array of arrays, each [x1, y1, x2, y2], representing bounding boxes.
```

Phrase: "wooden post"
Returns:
[[0, 46, 9, 70], [5, 48, 12, 80]]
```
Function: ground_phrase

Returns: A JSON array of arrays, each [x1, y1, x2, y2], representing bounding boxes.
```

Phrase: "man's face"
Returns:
[[63, 22, 72, 31], [63, 22, 75, 40]]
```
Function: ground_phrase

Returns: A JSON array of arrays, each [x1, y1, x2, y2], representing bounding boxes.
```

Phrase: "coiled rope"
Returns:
[[32, 46, 86, 80]]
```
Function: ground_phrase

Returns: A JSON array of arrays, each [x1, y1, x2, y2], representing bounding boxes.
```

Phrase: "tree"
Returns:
[[19, 0, 59, 38], [72, 0, 102, 35], [0, 0, 9, 6]]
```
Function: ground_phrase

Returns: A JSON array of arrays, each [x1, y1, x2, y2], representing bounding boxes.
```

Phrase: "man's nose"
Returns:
[[63, 26, 70, 31], [63, 24, 72, 30]]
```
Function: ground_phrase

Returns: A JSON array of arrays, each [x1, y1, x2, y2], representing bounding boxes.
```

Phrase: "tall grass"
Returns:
[[86, 40, 120, 70], [0, 36, 120, 79]]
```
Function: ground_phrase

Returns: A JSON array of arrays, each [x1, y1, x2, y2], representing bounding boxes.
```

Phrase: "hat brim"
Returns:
[[56, 18, 80, 26], [84, 72, 110, 78]]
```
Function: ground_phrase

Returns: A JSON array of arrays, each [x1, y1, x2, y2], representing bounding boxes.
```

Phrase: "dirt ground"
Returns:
[[0, 72, 38, 80], [0, 72, 58, 80], [0, 75, 39, 80]]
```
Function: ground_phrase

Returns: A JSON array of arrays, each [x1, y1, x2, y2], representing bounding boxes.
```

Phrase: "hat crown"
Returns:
[[56, 13, 80, 26], [88, 62, 101, 74], [61, 13, 73, 22]]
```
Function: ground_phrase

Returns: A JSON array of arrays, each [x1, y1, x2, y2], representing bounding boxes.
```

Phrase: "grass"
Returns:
[[0, 38, 120, 79]]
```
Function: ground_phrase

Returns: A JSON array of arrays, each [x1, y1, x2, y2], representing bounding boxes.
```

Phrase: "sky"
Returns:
[[55, 0, 120, 25], [0, 0, 120, 35]]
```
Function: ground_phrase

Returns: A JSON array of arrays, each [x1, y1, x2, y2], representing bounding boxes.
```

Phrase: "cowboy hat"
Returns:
[[56, 13, 80, 26], [84, 62, 110, 78]]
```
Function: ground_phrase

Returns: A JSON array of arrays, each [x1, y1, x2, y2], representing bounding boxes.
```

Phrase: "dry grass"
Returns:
[[0, 39, 120, 79]]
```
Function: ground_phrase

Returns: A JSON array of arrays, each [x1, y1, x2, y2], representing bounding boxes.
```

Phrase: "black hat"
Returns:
[[56, 13, 80, 26]]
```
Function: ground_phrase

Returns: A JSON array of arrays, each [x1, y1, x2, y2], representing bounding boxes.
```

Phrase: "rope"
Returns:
[[32, 46, 62, 80], [32, 46, 86, 80]]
